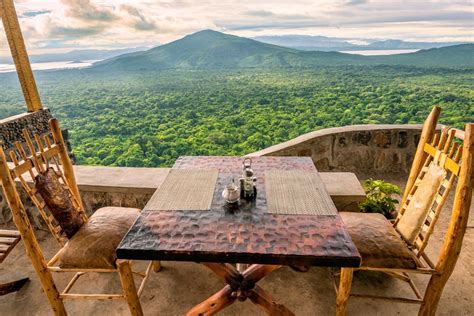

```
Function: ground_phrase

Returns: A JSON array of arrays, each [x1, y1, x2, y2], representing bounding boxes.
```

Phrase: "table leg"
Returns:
[[186, 263, 293, 316], [186, 285, 236, 316], [249, 285, 294, 316], [236, 263, 249, 272]]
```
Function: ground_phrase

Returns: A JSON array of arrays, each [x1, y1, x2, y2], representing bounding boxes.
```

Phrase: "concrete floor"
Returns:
[[0, 179, 472, 316]]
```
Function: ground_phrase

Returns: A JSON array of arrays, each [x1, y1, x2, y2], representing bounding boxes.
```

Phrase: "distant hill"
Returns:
[[253, 35, 359, 51], [253, 35, 469, 52], [0, 47, 148, 64], [91, 30, 366, 71], [373, 44, 474, 67], [91, 30, 474, 71]]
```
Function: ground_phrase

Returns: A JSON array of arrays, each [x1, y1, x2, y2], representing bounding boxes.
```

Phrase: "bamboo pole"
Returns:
[[401, 106, 440, 207], [0, 147, 66, 315], [0, 0, 43, 112], [419, 123, 473, 316], [117, 260, 143, 316], [336, 268, 353, 316], [49, 119, 85, 211]]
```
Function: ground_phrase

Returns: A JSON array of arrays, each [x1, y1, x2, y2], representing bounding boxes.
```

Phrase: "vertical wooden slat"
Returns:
[[49, 119, 85, 211], [401, 106, 440, 208], [0, 0, 42, 112]]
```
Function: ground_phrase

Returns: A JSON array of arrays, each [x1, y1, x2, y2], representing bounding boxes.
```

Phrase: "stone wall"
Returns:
[[0, 122, 438, 230], [0, 109, 74, 162], [249, 124, 440, 177], [0, 109, 53, 150], [0, 165, 170, 229], [0, 185, 152, 230]]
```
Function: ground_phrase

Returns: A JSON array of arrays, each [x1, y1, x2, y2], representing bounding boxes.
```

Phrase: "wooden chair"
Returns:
[[0, 118, 160, 316], [335, 106, 473, 316]]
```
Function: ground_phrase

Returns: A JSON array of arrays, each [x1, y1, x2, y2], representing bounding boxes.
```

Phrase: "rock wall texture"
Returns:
[[249, 124, 439, 177], [0, 109, 74, 162], [0, 123, 433, 230], [0, 109, 53, 150], [0, 184, 152, 230]]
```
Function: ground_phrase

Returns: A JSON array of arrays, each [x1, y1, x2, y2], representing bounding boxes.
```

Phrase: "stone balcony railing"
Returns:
[[0, 110, 435, 227], [249, 124, 440, 178]]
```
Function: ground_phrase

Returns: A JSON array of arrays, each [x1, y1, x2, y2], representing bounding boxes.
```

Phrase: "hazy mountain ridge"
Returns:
[[0, 47, 148, 64], [91, 30, 473, 71], [253, 35, 470, 51]]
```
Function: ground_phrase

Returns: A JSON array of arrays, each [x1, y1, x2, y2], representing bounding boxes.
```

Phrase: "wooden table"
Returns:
[[117, 156, 361, 315]]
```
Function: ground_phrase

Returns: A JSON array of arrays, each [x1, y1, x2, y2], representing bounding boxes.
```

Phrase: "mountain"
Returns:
[[0, 47, 148, 64], [90, 31, 474, 71], [253, 35, 469, 52], [374, 44, 474, 67], [91, 30, 365, 71], [253, 35, 359, 51]]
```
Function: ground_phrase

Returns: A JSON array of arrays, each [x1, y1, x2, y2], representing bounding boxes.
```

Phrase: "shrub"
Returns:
[[359, 179, 401, 218]]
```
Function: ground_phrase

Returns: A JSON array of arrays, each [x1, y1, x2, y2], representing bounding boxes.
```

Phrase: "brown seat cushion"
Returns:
[[340, 212, 419, 269], [59, 207, 139, 269], [35, 167, 84, 239]]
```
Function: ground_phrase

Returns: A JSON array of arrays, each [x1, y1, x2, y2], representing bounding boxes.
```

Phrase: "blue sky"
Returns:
[[0, 0, 472, 56]]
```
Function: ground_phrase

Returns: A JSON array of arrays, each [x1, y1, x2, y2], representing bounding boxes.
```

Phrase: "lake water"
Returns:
[[339, 49, 420, 56], [0, 60, 99, 73]]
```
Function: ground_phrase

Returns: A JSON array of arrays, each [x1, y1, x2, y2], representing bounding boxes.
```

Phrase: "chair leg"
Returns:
[[336, 268, 353, 316], [418, 273, 449, 316], [153, 261, 161, 272], [117, 260, 143, 316]]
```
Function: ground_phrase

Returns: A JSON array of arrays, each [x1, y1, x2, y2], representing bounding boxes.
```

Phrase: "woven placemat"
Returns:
[[265, 170, 338, 215], [144, 169, 218, 211]]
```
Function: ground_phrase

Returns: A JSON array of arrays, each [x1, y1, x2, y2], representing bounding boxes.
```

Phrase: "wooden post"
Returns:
[[152, 261, 161, 272], [0, 0, 43, 112], [419, 123, 473, 316], [117, 260, 143, 316], [401, 106, 440, 207], [336, 268, 353, 316], [49, 119, 85, 211], [0, 147, 66, 315]]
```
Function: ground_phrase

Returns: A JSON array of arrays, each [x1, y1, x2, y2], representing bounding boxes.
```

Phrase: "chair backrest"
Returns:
[[0, 118, 86, 246], [394, 107, 472, 271], [394, 125, 462, 257]]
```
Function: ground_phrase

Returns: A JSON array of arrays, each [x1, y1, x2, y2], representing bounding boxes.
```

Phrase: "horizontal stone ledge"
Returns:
[[73, 165, 171, 194], [248, 123, 443, 157], [6, 164, 365, 211]]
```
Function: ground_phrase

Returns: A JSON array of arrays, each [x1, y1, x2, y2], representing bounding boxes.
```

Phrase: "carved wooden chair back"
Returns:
[[335, 114, 473, 316], [0, 118, 154, 315], [2, 119, 86, 246], [393, 124, 463, 267]]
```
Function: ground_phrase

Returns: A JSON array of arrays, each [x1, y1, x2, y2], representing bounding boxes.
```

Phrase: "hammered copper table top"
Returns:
[[116, 156, 361, 267]]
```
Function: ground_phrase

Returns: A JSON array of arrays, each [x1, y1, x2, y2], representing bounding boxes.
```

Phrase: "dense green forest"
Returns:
[[0, 31, 472, 167], [0, 65, 472, 167]]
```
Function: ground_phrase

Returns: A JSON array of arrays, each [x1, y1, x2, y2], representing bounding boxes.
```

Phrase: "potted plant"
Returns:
[[359, 179, 401, 219]]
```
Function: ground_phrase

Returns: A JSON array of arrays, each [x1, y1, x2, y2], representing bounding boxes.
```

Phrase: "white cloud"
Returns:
[[0, 0, 472, 56]]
